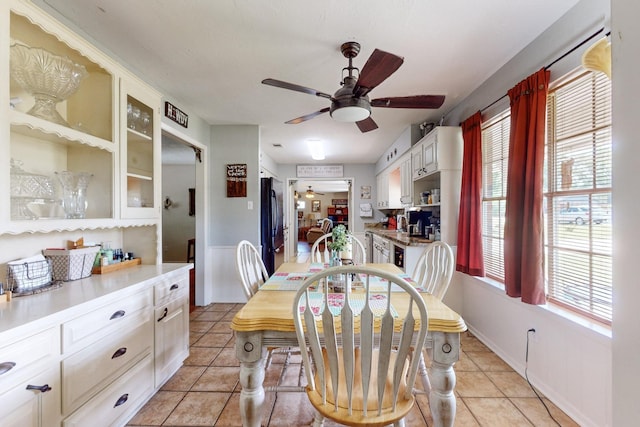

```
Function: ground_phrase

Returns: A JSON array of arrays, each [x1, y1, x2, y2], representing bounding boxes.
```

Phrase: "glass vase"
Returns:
[[56, 171, 93, 219]]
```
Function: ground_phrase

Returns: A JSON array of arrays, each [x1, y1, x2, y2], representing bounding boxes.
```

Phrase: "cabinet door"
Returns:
[[400, 156, 412, 205], [422, 137, 438, 175], [376, 173, 389, 208], [0, 365, 61, 427], [154, 292, 189, 387], [120, 80, 161, 219], [412, 145, 423, 180]]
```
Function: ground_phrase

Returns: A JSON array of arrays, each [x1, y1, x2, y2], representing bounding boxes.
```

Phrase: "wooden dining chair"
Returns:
[[310, 233, 367, 265], [235, 240, 302, 386], [410, 241, 454, 397], [411, 241, 454, 301], [293, 265, 429, 427], [235, 240, 269, 300]]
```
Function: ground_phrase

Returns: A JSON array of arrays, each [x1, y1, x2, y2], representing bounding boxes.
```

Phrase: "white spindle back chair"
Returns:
[[310, 233, 367, 265], [411, 241, 454, 301], [293, 265, 428, 427], [235, 240, 269, 300]]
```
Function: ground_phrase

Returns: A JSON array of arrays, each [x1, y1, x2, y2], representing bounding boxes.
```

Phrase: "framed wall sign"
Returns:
[[226, 163, 247, 197], [296, 164, 343, 178], [312, 200, 321, 212]]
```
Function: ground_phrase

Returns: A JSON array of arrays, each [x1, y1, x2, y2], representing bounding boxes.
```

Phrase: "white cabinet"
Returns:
[[0, 328, 61, 427], [61, 289, 153, 415], [376, 153, 410, 210], [0, 265, 190, 427], [0, 365, 61, 427], [6, 3, 116, 232], [400, 154, 412, 206], [2, 0, 161, 263], [154, 274, 189, 387], [121, 81, 161, 219], [412, 126, 463, 245], [376, 171, 389, 209]]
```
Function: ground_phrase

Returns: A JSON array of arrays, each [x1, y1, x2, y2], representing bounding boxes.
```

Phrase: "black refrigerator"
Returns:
[[260, 177, 284, 275]]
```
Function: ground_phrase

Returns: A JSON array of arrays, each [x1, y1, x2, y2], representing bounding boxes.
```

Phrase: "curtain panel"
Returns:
[[456, 111, 485, 276], [504, 68, 550, 305]]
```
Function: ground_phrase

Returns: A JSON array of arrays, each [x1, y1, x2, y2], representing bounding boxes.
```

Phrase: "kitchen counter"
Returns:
[[366, 228, 434, 247], [0, 263, 192, 337]]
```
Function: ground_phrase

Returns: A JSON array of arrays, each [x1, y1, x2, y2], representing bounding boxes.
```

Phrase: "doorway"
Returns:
[[161, 125, 206, 311], [286, 178, 353, 261]]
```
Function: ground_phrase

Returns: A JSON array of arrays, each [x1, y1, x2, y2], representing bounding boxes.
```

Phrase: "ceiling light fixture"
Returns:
[[329, 76, 371, 122], [307, 139, 325, 160]]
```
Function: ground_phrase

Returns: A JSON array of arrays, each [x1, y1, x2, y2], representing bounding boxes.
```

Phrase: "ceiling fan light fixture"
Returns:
[[330, 97, 371, 122], [305, 191, 314, 199]]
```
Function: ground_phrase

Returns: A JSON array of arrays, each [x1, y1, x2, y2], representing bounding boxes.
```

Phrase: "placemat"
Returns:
[[298, 292, 398, 317], [261, 269, 425, 293]]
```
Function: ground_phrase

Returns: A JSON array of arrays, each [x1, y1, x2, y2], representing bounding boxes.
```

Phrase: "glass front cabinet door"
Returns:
[[120, 80, 161, 219]]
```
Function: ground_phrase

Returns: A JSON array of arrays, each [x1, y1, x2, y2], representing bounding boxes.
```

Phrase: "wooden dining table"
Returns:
[[231, 262, 467, 427]]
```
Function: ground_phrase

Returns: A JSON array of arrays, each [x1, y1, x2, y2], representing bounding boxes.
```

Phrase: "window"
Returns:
[[545, 70, 612, 323], [481, 110, 510, 282], [479, 69, 612, 324]]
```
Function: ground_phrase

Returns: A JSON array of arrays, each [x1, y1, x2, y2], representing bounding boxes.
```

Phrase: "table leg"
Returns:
[[427, 331, 460, 427], [235, 331, 266, 427]]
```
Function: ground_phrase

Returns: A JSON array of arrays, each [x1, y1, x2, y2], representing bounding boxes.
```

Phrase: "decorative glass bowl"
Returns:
[[10, 43, 88, 126]]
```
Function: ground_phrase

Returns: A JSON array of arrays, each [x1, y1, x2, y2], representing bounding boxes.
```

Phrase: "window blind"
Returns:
[[545, 70, 612, 323], [481, 110, 510, 282]]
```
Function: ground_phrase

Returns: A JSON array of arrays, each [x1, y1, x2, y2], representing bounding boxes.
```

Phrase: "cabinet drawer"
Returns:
[[63, 353, 154, 427], [62, 309, 152, 415], [0, 328, 59, 391], [0, 365, 61, 427], [62, 288, 152, 354], [154, 274, 188, 304]]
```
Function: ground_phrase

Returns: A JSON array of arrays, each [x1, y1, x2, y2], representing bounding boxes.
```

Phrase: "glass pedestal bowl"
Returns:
[[10, 43, 88, 126]]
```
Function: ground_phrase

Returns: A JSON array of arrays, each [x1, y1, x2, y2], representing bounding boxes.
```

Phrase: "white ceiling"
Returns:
[[38, 0, 579, 165]]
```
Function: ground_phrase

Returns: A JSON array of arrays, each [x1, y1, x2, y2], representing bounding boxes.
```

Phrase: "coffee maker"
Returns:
[[407, 210, 432, 237]]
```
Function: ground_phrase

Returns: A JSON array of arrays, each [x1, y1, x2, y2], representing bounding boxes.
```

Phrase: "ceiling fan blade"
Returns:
[[354, 49, 404, 97], [356, 116, 379, 133], [371, 95, 445, 109], [262, 78, 333, 99], [285, 107, 330, 124]]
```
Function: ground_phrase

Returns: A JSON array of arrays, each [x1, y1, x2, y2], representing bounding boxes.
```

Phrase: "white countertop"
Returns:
[[0, 263, 192, 338]]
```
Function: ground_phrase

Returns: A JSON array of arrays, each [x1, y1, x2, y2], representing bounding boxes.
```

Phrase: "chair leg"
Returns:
[[312, 411, 325, 427], [418, 350, 432, 396]]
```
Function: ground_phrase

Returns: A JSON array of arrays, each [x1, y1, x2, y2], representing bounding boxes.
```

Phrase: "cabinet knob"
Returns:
[[114, 393, 129, 408], [0, 362, 16, 375], [26, 384, 52, 393]]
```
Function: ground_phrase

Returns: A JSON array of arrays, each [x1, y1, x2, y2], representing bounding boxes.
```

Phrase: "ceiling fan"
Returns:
[[305, 186, 325, 198], [262, 41, 445, 133]]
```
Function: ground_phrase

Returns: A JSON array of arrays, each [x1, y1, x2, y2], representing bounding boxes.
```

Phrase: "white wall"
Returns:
[[161, 164, 195, 262], [611, 0, 640, 424], [444, 1, 612, 426]]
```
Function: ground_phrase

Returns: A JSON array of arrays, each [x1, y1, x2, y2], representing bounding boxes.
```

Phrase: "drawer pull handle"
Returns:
[[110, 310, 126, 320], [170, 283, 179, 291], [26, 384, 52, 393], [0, 362, 16, 375], [112, 347, 127, 359], [114, 393, 129, 408], [157, 307, 169, 322]]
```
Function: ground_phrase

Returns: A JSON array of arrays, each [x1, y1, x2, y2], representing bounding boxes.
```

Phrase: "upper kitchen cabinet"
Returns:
[[120, 80, 161, 219], [3, 2, 117, 233]]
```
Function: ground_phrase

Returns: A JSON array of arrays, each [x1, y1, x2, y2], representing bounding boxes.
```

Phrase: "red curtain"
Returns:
[[504, 68, 550, 305], [456, 111, 484, 276]]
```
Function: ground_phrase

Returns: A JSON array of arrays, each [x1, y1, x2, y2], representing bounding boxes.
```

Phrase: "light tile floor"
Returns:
[[127, 242, 579, 426]]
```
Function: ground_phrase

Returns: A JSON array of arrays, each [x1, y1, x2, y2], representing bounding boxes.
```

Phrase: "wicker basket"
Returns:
[[43, 246, 100, 281]]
